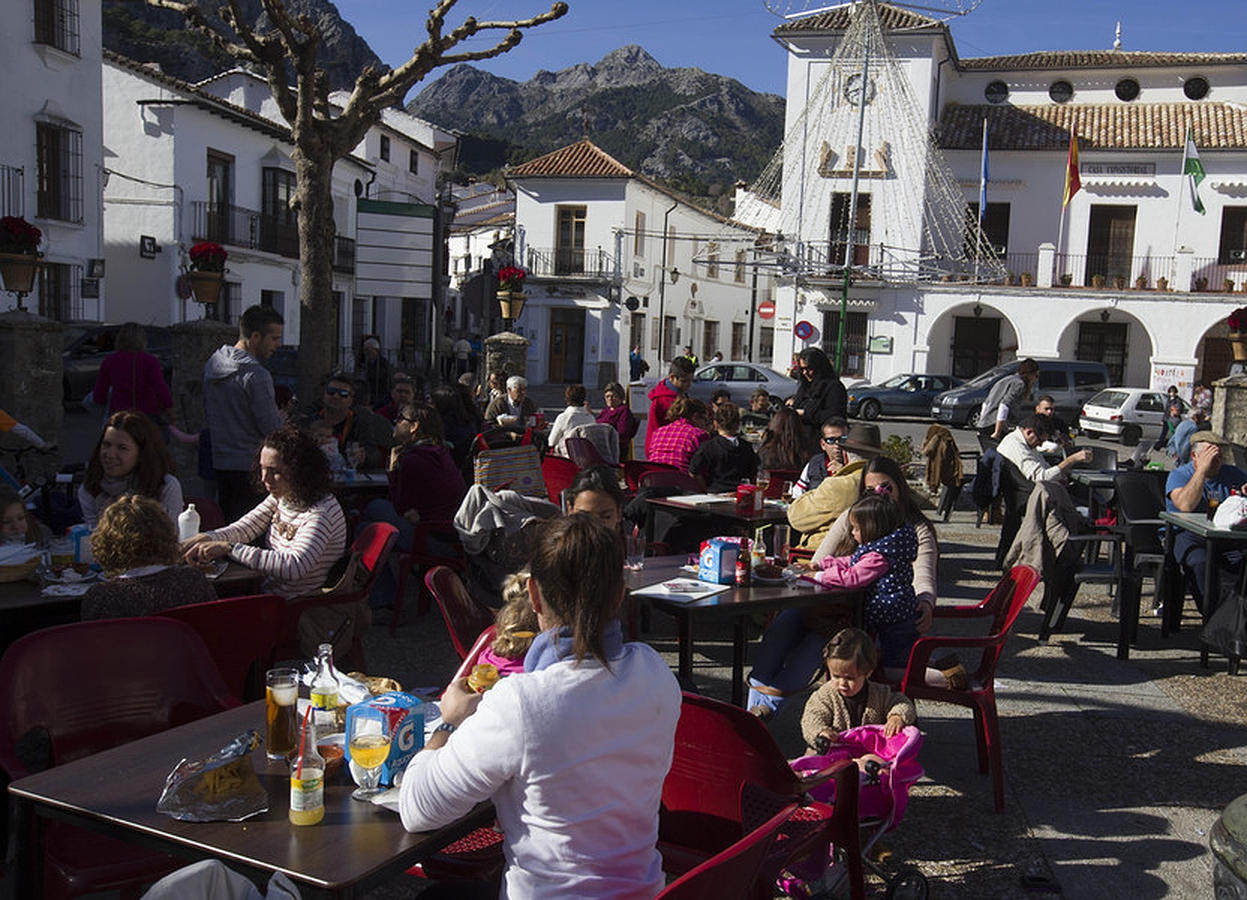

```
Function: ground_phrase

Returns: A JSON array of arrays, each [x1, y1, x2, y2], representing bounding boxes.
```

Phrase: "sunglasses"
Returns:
[[821, 435, 847, 445], [324, 387, 352, 398]]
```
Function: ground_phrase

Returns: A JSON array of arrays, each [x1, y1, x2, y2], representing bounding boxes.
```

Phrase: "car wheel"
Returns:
[[964, 409, 979, 429], [1121, 424, 1142, 446], [860, 399, 881, 421]]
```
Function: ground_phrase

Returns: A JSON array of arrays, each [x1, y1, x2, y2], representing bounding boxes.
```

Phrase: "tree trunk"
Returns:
[[293, 146, 339, 404]]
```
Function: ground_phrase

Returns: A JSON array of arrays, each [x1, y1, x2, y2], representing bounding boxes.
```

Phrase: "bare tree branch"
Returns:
[[144, 0, 259, 65]]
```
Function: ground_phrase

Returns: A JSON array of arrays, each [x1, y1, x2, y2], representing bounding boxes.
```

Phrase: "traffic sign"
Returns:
[[794, 320, 815, 340], [757, 300, 776, 320]]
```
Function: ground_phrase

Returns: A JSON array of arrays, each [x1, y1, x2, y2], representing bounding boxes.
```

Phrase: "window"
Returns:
[[830, 192, 871, 266], [966, 202, 1011, 256], [1048, 80, 1074, 104], [202, 281, 241, 325], [662, 315, 677, 362], [702, 321, 719, 360], [33, 0, 80, 55], [1136, 393, 1164, 413], [555, 206, 586, 274], [1115, 78, 1140, 102], [1219, 208, 1247, 264], [731, 322, 746, 359], [630, 312, 645, 354], [1076, 323, 1128, 385], [261, 168, 298, 257], [408, 149, 419, 174], [205, 150, 233, 242], [984, 80, 1009, 104], [735, 249, 746, 283], [379, 135, 390, 162], [634, 211, 646, 256], [36, 121, 82, 222], [821, 310, 868, 378], [759, 326, 774, 366], [1073, 369, 1108, 392], [1185, 76, 1210, 100], [37, 261, 79, 320], [705, 242, 719, 279]]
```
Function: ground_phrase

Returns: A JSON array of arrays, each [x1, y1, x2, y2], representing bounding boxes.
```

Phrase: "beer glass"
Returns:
[[265, 667, 299, 761], [348, 706, 393, 801]]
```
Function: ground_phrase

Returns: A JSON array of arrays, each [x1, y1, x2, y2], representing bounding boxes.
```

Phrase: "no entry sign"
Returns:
[[757, 300, 776, 320]]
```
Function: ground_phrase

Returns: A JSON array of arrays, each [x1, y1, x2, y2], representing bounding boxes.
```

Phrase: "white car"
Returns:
[[1078, 388, 1187, 445]]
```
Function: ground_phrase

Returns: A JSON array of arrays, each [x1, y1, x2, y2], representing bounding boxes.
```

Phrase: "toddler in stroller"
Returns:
[[785, 628, 928, 898]]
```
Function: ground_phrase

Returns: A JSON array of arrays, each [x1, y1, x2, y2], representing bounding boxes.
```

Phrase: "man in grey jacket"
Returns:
[[203, 305, 284, 522]]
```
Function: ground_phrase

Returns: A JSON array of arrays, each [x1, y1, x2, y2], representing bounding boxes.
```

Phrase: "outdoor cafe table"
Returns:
[[6, 701, 492, 900], [1067, 468, 1118, 521], [643, 493, 792, 544], [627, 555, 856, 706], [1159, 509, 1247, 674]]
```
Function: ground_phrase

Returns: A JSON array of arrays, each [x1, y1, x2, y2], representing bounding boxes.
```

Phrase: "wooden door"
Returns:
[[548, 307, 585, 383]]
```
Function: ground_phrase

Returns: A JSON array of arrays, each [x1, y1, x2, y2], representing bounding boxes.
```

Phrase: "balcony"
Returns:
[[332, 235, 355, 273], [525, 246, 615, 279], [191, 201, 259, 249]]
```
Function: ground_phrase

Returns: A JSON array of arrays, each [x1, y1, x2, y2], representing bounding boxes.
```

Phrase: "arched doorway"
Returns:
[[1055, 309, 1154, 386], [925, 303, 1019, 379]]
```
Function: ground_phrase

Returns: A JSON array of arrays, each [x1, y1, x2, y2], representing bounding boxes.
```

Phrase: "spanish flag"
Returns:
[[1062, 125, 1081, 211]]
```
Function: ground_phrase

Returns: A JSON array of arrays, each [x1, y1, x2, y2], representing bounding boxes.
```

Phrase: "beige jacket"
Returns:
[[800, 680, 917, 752], [787, 459, 867, 549]]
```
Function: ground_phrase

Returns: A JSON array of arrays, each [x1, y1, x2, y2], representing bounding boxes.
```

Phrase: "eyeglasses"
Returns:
[[821, 434, 847, 445], [324, 387, 352, 398]]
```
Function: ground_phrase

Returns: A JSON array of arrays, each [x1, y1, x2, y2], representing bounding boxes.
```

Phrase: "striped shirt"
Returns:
[[206, 494, 346, 598]]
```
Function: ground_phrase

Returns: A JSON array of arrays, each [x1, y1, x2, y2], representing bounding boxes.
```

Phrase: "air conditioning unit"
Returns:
[[992, 244, 1007, 256], [1231, 249, 1247, 262]]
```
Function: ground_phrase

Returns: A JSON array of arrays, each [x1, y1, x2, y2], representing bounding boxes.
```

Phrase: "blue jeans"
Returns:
[[747, 609, 827, 714], [876, 619, 919, 671]]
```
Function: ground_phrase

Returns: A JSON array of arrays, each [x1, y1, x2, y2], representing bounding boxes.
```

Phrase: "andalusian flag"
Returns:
[[1062, 125, 1081, 210], [1183, 129, 1206, 215]]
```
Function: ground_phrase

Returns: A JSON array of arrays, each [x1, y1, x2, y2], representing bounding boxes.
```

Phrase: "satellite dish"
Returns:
[[763, 0, 982, 23]]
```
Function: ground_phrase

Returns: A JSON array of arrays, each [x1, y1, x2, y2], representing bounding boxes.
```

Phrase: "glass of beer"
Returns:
[[756, 469, 771, 496], [265, 667, 299, 761], [348, 706, 393, 801]]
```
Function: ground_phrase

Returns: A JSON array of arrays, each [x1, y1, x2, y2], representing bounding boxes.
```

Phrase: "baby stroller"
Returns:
[[787, 725, 928, 899]]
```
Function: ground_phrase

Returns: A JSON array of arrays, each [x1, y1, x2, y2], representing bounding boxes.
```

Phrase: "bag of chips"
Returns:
[[156, 730, 269, 822]]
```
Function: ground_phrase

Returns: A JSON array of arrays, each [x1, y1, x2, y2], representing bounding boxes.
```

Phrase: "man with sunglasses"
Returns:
[[314, 373, 391, 470], [792, 417, 850, 497], [787, 422, 882, 550]]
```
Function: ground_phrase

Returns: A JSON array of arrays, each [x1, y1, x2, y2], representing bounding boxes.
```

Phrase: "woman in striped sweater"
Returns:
[[182, 425, 346, 599]]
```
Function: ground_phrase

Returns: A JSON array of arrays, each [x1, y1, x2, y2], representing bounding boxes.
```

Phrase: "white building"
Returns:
[[508, 139, 772, 387], [767, 3, 1247, 395], [0, 0, 105, 320], [447, 181, 515, 337], [102, 53, 368, 344]]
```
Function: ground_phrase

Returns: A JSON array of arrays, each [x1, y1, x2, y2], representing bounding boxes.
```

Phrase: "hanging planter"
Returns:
[[187, 270, 224, 305], [0, 253, 39, 293], [497, 291, 527, 320], [184, 241, 228, 305]]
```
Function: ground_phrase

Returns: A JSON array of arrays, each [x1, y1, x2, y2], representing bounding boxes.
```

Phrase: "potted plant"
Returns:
[[496, 265, 527, 320], [1157, 276, 1169, 291], [1020, 272, 1034, 287], [1228, 306, 1247, 361], [1112, 275, 1127, 290], [1227, 278, 1238, 293], [1060, 273, 1073, 286], [0, 216, 42, 294], [186, 241, 228, 305], [1134, 274, 1148, 290], [1091, 273, 1106, 288], [1196, 276, 1209, 292]]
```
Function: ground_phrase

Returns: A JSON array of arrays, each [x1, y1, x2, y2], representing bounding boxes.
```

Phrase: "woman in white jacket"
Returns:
[[546, 383, 596, 457], [400, 513, 682, 899]]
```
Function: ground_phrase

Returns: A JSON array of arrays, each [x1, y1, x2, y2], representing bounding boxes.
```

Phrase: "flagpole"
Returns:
[[1171, 127, 1186, 287], [976, 117, 987, 283]]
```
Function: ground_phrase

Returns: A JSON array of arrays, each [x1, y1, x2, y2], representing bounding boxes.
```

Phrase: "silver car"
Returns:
[[688, 362, 798, 408]]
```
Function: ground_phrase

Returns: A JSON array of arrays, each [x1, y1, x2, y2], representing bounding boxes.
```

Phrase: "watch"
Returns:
[[433, 721, 456, 736]]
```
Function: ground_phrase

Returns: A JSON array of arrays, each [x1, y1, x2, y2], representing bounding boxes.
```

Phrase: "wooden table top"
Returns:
[[626, 555, 851, 616], [9, 701, 490, 896], [646, 494, 792, 528]]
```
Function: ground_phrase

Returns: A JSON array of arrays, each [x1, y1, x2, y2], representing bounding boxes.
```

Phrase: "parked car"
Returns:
[[1078, 388, 1188, 445], [687, 362, 798, 409], [931, 359, 1111, 429], [62, 323, 174, 403], [847, 373, 961, 420]]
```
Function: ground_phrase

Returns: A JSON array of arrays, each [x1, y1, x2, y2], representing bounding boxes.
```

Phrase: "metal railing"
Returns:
[[0, 165, 23, 218], [1053, 254, 1175, 288], [333, 236, 355, 273], [1190, 258, 1247, 292], [525, 246, 615, 279], [190, 201, 260, 250]]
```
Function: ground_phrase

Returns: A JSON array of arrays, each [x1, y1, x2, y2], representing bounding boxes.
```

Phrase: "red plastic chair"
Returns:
[[542, 455, 581, 506], [900, 565, 1041, 813], [158, 593, 286, 702], [640, 469, 705, 493], [449, 625, 498, 684], [659, 692, 865, 900], [424, 565, 498, 659], [758, 468, 799, 499], [391, 520, 466, 635], [183, 494, 225, 531], [623, 459, 678, 492], [280, 522, 398, 670], [657, 794, 799, 899], [0, 617, 239, 899]]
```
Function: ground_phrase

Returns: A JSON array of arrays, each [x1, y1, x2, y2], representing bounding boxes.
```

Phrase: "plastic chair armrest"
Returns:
[[933, 603, 996, 620], [904, 633, 1006, 683], [793, 755, 858, 793]]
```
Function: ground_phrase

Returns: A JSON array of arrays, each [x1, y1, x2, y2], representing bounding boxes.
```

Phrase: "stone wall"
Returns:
[[1212, 374, 1247, 447], [0, 311, 62, 482], [484, 331, 530, 381]]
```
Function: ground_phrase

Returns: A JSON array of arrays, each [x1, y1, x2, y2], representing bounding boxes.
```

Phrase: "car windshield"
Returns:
[[877, 374, 911, 389], [1087, 390, 1130, 408]]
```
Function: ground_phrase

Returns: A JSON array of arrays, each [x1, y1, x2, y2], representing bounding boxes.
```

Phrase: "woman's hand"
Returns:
[[179, 533, 210, 555], [440, 678, 484, 728], [183, 539, 230, 565]]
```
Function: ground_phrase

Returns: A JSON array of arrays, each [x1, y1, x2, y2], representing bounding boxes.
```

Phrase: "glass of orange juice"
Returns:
[[348, 706, 392, 801]]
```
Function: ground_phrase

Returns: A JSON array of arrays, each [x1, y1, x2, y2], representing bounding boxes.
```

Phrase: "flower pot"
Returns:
[[1091, 275, 1106, 288], [0, 252, 38, 293], [1020, 273, 1034, 286], [1230, 332, 1247, 363], [1157, 277, 1169, 291], [1112, 276, 1127, 290], [497, 291, 526, 320], [187, 270, 224, 305], [1059, 274, 1073, 286]]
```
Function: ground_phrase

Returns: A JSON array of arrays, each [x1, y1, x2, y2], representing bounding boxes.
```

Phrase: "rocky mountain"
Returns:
[[102, 0, 381, 92], [407, 46, 785, 209]]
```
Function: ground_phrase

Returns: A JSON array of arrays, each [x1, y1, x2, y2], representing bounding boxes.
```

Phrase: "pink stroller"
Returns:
[[787, 725, 929, 899]]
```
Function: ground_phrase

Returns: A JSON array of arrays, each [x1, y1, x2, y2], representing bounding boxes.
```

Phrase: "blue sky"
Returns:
[[334, 0, 1247, 99]]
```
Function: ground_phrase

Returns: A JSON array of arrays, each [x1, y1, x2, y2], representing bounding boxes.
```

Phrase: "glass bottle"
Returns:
[[309, 643, 340, 726], [289, 716, 325, 826]]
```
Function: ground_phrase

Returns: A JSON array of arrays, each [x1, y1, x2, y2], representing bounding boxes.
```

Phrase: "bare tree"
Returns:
[[148, 0, 567, 399]]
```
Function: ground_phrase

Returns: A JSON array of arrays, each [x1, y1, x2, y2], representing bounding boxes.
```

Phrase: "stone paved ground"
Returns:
[[357, 508, 1247, 898]]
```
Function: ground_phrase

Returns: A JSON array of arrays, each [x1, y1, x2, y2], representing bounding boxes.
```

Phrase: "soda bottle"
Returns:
[[309, 644, 340, 730], [289, 714, 325, 826]]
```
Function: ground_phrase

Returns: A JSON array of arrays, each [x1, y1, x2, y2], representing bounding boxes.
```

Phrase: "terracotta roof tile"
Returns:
[[938, 102, 1247, 150], [507, 139, 634, 178], [961, 50, 1247, 71], [774, 2, 944, 34]]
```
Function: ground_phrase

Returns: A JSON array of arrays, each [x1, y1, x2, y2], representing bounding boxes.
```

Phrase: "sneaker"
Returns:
[[932, 653, 969, 691]]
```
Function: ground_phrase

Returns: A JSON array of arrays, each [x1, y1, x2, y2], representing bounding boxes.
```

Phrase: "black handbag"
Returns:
[[1201, 570, 1247, 659]]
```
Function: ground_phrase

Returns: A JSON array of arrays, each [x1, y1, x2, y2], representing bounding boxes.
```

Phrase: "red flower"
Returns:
[[0, 217, 42, 255], [1230, 307, 1247, 333], [498, 265, 526, 292], [188, 241, 228, 272]]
